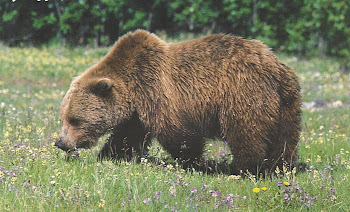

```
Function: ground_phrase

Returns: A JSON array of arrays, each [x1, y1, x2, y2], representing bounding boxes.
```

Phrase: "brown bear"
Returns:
[[55, 30, 301, 175]]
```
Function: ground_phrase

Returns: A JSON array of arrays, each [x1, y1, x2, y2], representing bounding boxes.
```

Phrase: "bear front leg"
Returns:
[[97, 114, 151, 161], [159, 134, 205, 169]]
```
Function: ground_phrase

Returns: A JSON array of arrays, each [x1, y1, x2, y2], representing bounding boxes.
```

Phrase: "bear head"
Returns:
[[55, 30, 167, 152], [55, 74, 133, 152]]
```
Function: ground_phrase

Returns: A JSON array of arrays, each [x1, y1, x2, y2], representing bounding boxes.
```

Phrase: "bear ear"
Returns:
[[89, 78, 113, 97]]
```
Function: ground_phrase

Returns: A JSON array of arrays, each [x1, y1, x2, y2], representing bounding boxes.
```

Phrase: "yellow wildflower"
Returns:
[[253, 188, 260, 193], [261, 187, 267, 191], [98, 199, 106, 208]]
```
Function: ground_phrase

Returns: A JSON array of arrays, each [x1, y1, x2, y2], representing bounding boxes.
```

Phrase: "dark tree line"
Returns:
[[0, 0, 349, 67]]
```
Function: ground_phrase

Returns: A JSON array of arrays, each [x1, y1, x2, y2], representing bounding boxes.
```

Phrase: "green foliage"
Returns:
[[169, 0, 219, 31], [2, 9, 18, 22], [0, 45, 349, 211], [0, 0, 349, 60]]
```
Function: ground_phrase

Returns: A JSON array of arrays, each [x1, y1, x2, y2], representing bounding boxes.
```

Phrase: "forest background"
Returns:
[[1, 0, 349, 69]]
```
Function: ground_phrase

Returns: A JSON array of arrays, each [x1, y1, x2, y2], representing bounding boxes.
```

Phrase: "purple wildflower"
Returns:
[[318, 185, 324, 189], [153, 191, 162, 202], [304, 200, 311, 208], [330, 187, 336, 195], [169, 189, 176, 197], [201, 183, 207, 191], [182, 181, 189, 187], [209, 189, 220, 197], [224, 194, 235, 207], [190, 187, 197, 194], [214, 201, 219, 208], [143, 197, 151, 204]]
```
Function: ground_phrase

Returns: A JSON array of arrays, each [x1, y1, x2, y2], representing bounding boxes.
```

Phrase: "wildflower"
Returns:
[[173, 179, 180, 186], [261, 187, 267, 191], [166, 164, 174, 170], [11, 177, 17, 184], [153, 191, 161, 202], [275, 166, 281, 174], [225, 194, 235, 207], [201, 183, 207, 191], [169, 189, 176, 197], [318, 185, 324, 189], [283, 181, 290, 186], [316, 155, 322, 163], [121, 201, 126, 206], [98, 199, 105, 209], [182, 181, 189, 187], [72, 151, 80, 157], [226, 175, 240, 182], [209, 189, 220, 197], [330, 187, 336, 195], [304, 200, 311, 208], [143, 197, 151, 204], [226, 193, 234, 200], [190, 187, 197, 194], [84, 191, 90, 198], [253, 188, 260, 193]]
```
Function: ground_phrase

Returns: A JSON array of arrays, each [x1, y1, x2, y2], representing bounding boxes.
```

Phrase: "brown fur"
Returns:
[[55, 30, 301, 174]]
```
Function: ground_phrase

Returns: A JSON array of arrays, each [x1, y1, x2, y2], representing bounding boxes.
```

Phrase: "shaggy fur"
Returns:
[[55, 30, 301, 174]]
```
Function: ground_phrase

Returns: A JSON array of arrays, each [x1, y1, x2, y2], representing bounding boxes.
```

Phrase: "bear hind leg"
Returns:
[[267, 104, 301, 173], [226, 133, 269, 176]]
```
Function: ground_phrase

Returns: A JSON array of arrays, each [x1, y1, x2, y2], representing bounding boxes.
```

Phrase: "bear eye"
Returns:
[[68, 118, 81, 126]]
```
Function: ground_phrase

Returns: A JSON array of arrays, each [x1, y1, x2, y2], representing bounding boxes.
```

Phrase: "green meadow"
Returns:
[[0, 43, 349, 211]]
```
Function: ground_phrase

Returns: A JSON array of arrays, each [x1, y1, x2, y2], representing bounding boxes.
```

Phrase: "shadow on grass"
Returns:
[[62, 151, 309, 177]]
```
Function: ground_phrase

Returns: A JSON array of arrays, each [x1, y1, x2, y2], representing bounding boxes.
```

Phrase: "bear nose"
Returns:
[[55, 138, 69, 152]]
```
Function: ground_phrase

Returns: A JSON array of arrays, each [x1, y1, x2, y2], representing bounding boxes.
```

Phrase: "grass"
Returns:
[[0, 42, 349, 211]]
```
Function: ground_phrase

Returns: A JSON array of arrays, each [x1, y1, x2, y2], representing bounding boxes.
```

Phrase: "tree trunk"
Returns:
[[252, 0, 258, 36], [147, 12, 153, 31]]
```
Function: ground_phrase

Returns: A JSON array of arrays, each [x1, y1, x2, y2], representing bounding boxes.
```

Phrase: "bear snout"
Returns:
[[55, 138, 70, 152]]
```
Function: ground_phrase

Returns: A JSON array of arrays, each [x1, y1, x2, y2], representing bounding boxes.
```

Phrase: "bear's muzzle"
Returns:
[[55, 138, 70, 152]]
